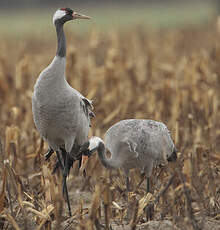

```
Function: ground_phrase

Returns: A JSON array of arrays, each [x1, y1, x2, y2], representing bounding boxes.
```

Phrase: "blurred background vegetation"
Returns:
[[0, 0, 219, 36]]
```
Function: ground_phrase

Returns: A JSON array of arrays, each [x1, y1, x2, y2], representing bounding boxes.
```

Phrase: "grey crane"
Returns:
[[79, 119, 177, 219], [32, 8, 92, 216]]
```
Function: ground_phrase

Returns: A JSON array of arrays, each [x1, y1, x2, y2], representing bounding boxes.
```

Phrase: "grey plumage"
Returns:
[[105, 119, 176, 175], [89, 119, 176, 176], [32, 57, 92, 153], [32, 8, 91, 216], [84, 119, 177, 220], [86, 119, 177, 190]]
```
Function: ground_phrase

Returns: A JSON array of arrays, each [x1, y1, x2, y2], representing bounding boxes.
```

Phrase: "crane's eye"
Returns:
[[66, 8, 73, 15]]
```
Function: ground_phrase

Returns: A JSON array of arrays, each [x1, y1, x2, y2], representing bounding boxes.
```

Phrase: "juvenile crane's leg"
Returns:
[[146, 177, 150, 194], [146, 177, 153, 221], [123, 169, 132, 222], [125, 174, 132, 222], [144, 164, 153, 221], [126, 176, 130, 192], [123, 168, 130, 192]]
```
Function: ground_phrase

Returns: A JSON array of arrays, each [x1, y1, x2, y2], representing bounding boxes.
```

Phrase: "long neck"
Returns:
[[55, 22, 66, 57], [97, 144, 119, 170]]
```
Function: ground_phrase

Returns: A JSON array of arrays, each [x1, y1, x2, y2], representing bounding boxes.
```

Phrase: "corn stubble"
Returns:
[[0, 26, 219, 230]]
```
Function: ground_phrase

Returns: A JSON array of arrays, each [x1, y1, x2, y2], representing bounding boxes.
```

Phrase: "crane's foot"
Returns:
[[44, 147, 54, 161]]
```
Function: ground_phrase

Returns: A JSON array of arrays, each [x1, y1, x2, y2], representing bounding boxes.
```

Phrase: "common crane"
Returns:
[[32, 8, 92, 216], [79, 119, 177, 219]]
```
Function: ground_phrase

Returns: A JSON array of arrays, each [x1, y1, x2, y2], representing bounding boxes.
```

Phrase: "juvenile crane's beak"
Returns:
[[79, 155, 89, 173], [73, 12, 91, 19]]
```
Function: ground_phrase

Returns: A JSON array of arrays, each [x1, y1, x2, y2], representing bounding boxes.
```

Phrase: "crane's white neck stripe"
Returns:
[[53, 9, 66, 24]]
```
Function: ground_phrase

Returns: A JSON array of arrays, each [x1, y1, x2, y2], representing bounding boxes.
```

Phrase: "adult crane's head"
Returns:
[[79, 136, 104, 173], [53, 8, 91, 25]]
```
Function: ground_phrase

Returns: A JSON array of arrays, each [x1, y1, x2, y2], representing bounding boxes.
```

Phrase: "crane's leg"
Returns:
[[60, 148, 76, 175], [56, 150, 64, 170], [52, 153, 75, 175], [55, 147, 80, 216], [61, 139, 89, 216], [44, 147, 54, 161], [60, 147, 67, 162], [50, 148, 74, 174], [146, 177, 153, 221], [146, 177, 150, 194], [62, 152, 72, 217], [123, 168, 130, 192], [44, 146, 78, 216], [123, 169, 132, 222], [52, 148, 69, 174], [126, 176, 130, 192], [44, 148, 71, 214], [44, 147, 61, 173], [125, 175, 131, 221]]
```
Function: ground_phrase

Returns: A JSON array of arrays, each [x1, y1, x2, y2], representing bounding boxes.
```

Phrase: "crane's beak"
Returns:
[[79, 155, 89, 173], [73, 12, 91, 20]]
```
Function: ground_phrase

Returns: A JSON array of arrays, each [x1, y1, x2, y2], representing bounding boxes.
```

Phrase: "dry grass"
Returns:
[[0, 24, 219, 230]]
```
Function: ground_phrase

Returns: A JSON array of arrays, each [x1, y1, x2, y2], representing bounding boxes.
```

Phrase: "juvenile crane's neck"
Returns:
[[55, 22, 66, 58], [97, 143, 120, 170]]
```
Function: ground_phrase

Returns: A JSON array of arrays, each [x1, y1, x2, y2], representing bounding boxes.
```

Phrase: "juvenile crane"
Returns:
[[80, 119, 177, 218], [32, 8, 92, 216]]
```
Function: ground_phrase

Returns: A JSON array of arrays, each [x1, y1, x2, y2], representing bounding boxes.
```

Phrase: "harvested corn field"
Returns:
[[0, 24, 219, 230]]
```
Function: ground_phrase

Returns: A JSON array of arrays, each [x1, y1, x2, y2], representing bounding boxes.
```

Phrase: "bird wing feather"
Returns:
[[72, 93, 93, 146], [71, 87, 94, 119], [81, 98, 94, 120], [119, 138, 139, 158]]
